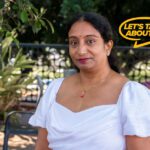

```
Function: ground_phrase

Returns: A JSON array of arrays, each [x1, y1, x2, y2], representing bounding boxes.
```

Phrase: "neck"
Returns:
[[79, 66, 113, 86], [78, 67, 114, 98]]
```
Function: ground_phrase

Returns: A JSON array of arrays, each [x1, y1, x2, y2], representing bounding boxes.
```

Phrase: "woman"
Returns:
[[29, 12, 150, 150]]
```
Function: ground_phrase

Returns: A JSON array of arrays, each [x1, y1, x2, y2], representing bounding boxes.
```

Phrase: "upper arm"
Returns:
[[126, 135, 150, 150], [35, 128, 52, 150]]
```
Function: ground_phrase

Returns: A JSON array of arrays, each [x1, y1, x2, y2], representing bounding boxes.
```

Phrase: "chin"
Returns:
[[77, 65, 94, 71]]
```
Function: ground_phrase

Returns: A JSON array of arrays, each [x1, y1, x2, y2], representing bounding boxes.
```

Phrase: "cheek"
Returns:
[[69, 49, 73, 57], [95, 44, 107, 55], [69, 51, 77, 65], [69, 48, 76, 58]]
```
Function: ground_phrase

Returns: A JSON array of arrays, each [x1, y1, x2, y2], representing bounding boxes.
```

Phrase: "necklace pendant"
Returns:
[[80, 90, 85, 98]]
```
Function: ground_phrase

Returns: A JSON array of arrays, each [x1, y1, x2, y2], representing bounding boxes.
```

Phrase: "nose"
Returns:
[[78, 42, 87, 55]]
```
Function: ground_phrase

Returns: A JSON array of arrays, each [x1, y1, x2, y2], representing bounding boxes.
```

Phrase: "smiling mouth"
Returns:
[[77, 58, 91, 64]]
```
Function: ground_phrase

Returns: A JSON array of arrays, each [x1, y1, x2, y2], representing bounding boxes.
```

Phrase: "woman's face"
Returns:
[[68, 21, 113, 71]]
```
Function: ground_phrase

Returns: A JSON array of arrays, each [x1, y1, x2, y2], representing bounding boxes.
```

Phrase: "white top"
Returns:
[[29, 78, 150, 150]]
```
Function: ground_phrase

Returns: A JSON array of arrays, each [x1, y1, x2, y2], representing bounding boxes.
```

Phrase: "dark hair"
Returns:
[[67, 12, 119, 73], [67, 12, 114, 43]]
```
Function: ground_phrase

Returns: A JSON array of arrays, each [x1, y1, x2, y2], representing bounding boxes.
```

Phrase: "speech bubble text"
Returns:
[[119, 17, 150, 48]]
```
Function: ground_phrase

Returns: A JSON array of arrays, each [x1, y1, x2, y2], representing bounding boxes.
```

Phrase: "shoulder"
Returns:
[[120, 80, 150, 97], [118, 81, 150, 137], [118, 80, 150, 115], [46, 77, 64, 91], [51, 77, 64, 85], [39, 77, 65, 104], [28, 78, 65, 128], [59, 73, 79, 89], [56, 73, 79, 100]]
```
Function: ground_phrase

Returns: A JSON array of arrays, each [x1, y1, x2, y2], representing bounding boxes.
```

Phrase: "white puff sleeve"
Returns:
[[118, 81, 150, 137], [29, 78, 63, 128]]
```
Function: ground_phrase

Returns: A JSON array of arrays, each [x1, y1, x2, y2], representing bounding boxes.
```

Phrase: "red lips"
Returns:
[[78, 58, 91, 64]]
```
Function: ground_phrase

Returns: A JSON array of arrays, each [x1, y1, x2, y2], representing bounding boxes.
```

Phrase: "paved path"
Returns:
[[0, 132, 37, 150]]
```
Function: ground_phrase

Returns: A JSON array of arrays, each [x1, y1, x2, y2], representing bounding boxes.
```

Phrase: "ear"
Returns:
[[104, 40, 113, 56]]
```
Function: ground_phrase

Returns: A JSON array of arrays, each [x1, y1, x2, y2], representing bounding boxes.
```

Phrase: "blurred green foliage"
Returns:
[[22, 0, 150, 45], [0, 0, 53, 112]]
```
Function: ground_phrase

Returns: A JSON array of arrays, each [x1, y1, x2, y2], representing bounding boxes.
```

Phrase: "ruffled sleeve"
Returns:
[[118, 81, 150, 137], [29, 78, 64, 128]]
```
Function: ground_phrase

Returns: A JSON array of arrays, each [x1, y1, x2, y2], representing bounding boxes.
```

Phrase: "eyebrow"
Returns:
[[68, 34, 100, 39]]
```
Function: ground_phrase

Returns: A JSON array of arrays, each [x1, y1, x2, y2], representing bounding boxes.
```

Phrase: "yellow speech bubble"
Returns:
[[119, 17, 150, 48]]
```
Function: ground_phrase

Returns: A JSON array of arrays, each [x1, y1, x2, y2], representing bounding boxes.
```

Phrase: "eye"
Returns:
[[69, 40, 78, 48], [86, 39, 96, 45]]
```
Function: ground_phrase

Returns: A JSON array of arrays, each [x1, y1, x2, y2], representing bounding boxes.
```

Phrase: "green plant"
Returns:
[[60, 0, 96, 23], [0, 0, 54, 112], [0, 47, 34, 111]]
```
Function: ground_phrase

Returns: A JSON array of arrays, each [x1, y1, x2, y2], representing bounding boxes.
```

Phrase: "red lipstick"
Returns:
[[78, 58, 90, 64]]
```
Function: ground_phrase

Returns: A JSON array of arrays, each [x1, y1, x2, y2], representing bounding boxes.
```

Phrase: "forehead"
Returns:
[[68, 21, 101, 38]]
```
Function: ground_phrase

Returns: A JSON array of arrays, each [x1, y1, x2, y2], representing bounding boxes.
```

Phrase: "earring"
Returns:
[[107, 51, 110, 56]]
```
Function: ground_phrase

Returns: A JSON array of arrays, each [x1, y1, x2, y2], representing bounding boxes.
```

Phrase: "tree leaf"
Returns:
[[44, 18, 54, 33], [32, 21, 41, 33], [20, 11, 28, 23], [40, 7, 46, 15]]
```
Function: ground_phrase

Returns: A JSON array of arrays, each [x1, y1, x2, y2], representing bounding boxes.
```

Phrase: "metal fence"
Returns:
[[14, 43, 150, 103]]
